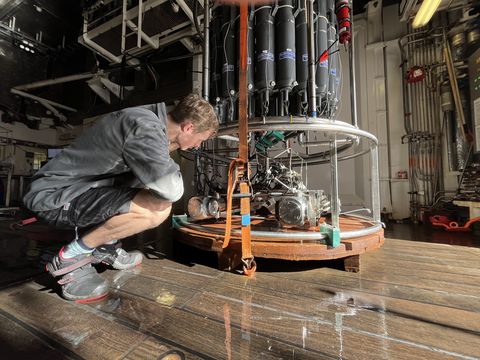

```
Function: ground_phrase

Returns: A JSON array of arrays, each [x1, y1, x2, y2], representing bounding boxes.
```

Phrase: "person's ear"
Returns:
[[181, 121, 194, 133]]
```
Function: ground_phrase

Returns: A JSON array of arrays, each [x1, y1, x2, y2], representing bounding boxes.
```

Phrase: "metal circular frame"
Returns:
[[178, 116, 383, 240], [215, 116, 377, 166], [217, 116, 378, 145], [176, 215, 383, 240]]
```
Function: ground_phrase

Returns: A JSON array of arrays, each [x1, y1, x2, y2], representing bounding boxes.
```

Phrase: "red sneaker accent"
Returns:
[[74, 293, 109, 304], [58, 247, 69, 261]]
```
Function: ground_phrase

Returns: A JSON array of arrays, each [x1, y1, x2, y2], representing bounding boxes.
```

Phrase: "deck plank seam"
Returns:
[[255, 273, 480, 312], [110, 286, 338, 359], [202, 293, 480, 360], [0, 308, 85, 360], [78, 295, 217, 360]]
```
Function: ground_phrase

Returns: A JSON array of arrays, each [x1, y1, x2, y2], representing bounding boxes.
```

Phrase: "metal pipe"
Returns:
[[340, 224, 384, 238], [306, 0, 317, 116], [349, 20, 358, 127], [121, 0, 127, 53], [13, 73, 99, 91], [138, 0, 143, 48], [11, 89, 77, 112], [218, 135, 239, 142], [5, 167, 12, 207], [444, 41, 467, 140], [370, 143, 381, 222], [420, 40, 429, 204], [399, 37, 411, 134], [202, 0, 210, 101], [429, 43, 437, 205], [330, 135, 340, 228], [444, 111, 456, 171], [298, 137, 354, 147]]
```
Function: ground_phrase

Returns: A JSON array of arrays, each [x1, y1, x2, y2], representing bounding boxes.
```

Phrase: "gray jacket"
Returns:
[[24, 103, 184, 212]]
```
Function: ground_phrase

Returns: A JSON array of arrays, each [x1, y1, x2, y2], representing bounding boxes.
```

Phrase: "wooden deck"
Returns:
[[0, 233, 479, 359]]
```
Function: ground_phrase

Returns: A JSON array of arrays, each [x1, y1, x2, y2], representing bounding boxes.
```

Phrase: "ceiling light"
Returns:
[[19, 44, 24, 49], [30, 49, 35, 53], [22, 39, 28, 44], [24, 46, 30, 52], [412, 0, 442, 28]]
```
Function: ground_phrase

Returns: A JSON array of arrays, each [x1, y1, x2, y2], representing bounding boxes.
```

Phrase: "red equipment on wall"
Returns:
[[335, 0, 352, 44], [406, 66, 426, 83]]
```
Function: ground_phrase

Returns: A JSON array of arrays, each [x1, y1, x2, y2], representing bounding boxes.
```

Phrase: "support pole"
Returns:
[[349, 19, 358, 127], [121, 0, 127, 53], [370, 143, 381, 222], [330, 135, 339, 228], [202, 0, 210, 101], [138, 0, 143, 48]]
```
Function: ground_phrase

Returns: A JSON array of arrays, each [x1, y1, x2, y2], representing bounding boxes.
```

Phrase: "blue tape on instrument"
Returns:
[[241, 214, 251, 226]]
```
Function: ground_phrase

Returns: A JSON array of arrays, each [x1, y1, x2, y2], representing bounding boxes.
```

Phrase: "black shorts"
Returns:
[[35, 187, 140, 229]]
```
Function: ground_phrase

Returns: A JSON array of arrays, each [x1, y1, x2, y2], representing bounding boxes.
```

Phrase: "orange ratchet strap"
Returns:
[[223, 158, 242, 249]]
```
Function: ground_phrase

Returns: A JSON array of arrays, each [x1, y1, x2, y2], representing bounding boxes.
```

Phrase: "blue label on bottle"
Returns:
[[302, 54, 308, 62], [279, 50, 296, 60], [330, 68, 337, 76], [319, 60, 328, 68], [222, 63, 234, 73], [248, 57, 252, 65], [258, 51, 274, 62]]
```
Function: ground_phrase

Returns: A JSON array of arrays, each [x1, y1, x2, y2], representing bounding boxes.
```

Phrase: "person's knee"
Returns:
[[130, 190, 173, 228], [148, 203, 172, 228]]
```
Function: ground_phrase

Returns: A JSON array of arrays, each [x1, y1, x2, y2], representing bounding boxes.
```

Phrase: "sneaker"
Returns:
[[47, 247, 109, 302], [93, 243, 143, 270]]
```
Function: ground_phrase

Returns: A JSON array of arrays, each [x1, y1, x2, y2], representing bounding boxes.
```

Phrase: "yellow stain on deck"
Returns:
[[155, 290, 176, 306]]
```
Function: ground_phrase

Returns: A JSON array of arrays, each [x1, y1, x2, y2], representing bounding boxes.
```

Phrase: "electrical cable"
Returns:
[[315, 38, 338, 66], [222, 20, 235, 122]]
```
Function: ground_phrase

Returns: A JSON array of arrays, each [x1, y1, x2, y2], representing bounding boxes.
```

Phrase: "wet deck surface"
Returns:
[[0, 221, 479, 359]]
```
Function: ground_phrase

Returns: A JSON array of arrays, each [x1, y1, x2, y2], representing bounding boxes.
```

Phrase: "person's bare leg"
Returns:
[[82, 189, 172, 249], [45, 190, 170, 301]]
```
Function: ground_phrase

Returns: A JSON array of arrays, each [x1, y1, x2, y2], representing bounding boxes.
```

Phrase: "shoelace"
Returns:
[[116, 248, 133, 261]]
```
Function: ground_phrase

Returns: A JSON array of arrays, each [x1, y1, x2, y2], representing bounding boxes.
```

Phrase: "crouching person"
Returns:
[[23, 94, 218, 301]]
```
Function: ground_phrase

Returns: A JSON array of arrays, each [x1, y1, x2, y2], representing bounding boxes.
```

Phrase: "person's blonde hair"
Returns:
[[170, 93, 219, 133]]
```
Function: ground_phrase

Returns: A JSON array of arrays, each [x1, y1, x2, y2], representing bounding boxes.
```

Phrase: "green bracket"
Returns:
[[255, 131, 285, 152], [320, 223, 341, 248], [172, 214, 187, 229]]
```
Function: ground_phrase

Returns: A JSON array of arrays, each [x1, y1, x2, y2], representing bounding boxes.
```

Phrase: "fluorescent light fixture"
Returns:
[[22, 39, 28, 44], [19, 44, 24, 49], [412, 0, 442, 28], [24, 47, 30, 52]]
